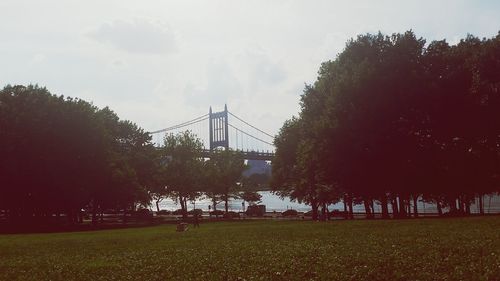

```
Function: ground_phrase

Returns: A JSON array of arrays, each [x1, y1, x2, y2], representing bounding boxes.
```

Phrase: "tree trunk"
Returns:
[[347, 195, 354, 219], [370, 200, 375, 216], [413, 196, 418, 218], [463, 195, 470, 216], [179, 196, 187, 221], [320, 204, 326, 221], [457, 196, 464, 213], [343, 195, 348, 219], [225, 195, 229, 213], [363, 199, 372, 219], [78, 209, 83, 223], [123, 207, 128, 224], [449, 198, 457, 213], [324, 203, 329, 220], [212, 198, 218, 218], [399, 197, 407, 218], [436, 201, 442, 216], [92, 202, 97, 225], [391, 197, 399, 218], [479, 195, 484, 215], [155, 199, 161, 213], [311, 198, 319, 221], [381, 196, 389, 219], [405, 197, 410, 217], [67, 209, 72, 225]]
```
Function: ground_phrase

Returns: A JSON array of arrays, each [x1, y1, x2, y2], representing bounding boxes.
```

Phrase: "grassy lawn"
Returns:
[[0, 217, 499, 281]]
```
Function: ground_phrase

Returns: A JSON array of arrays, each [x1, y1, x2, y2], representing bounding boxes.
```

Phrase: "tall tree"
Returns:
[[273, 30, 500, 219], [0, 85, 154, 225], [160, 131, 204, 221], [205, 149, 246, 213]]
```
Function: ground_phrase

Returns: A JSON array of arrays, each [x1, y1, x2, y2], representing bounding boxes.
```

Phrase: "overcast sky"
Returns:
[[1, 0, 499, 137]]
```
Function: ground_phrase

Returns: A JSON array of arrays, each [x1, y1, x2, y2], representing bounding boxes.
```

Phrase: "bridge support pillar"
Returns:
[[209, 104, 229, 151]]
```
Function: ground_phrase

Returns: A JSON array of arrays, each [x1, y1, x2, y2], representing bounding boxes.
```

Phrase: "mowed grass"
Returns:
[[0, 217, 499, 281]]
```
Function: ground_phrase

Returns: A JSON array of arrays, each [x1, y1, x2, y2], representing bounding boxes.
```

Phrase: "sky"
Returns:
[[1, 0, 499, 139]]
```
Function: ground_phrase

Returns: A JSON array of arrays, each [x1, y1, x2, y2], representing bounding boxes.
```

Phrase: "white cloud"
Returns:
[[88, 19, 177, 55], [183, 58, 241, 107], [30, 54, 47, 64], [236, 47, 287, 91], [1, 0, 500, 137]]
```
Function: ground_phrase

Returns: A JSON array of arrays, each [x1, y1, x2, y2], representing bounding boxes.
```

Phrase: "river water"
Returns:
[[154, 191, 500, 214]]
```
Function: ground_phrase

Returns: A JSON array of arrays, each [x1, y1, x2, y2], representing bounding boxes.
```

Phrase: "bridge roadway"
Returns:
[[201, 149, 274, 161]]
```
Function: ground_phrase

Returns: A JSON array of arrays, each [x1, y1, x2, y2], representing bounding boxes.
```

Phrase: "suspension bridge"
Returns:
[[149, 105, 275, 161]]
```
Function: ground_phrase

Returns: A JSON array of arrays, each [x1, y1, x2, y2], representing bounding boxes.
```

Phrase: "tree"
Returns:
[[160, 131, 204, 221], [205, 149, 246, 213], [0, 85, 154, 225], [239, 190, 262, 206], [272, 117, 329, 220], [201, 158, 224, 214], [241, 173, 271, 191], [273, 30, 500, 219]]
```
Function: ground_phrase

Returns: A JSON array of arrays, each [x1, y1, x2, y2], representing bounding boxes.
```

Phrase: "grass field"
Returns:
[[0, 217, 499, 281]]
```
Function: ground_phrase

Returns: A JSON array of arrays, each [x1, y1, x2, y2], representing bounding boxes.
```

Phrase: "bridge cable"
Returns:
[[227, 123, 275, 147], [158, 116, 208, 134], [148, 114, 208, 134], [227, 111, 274, 139]]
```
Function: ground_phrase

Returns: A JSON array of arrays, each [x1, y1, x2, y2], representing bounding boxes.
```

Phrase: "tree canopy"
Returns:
[[272, 31, 500, 219], [0, 85, 156, 224], [159, 131, 205, 220]]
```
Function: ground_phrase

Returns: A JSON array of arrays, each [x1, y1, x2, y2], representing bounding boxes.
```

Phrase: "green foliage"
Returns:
[[273, 31, 500, 218], [223, 211, 240, 219], [0, 85, 155, 222], [203, 149, 246, 212], [238, 191, 262, 204], [0, 218, 498, 280], [187, 209, 203, 216], [281, 209, 298, 217], [209, 210, 224, 216], [241, 173, 271, 191], [159, 131, 205, 219], [156, 210, 171, 215]]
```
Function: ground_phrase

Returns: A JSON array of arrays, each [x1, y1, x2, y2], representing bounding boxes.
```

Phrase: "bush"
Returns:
[[282, 209, 298, 217], [330, 210, 347, 217], [134, 209, 153, 220], [210, 210, 224, 216], [442, 209, 466, 217], [103, 209, 120, 215], [156, 210, 171, 215], [223, 211, 240, 219], [188, 209, 203, 216], [172, 209, 184, 215]]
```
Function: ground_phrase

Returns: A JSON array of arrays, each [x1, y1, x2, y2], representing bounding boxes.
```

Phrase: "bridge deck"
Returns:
[[201, 150, 274, 161]]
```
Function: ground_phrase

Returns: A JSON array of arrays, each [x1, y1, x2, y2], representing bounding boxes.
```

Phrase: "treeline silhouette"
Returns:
[[0, 86, 254, 227], [0, 85, 157, 225], [272, 31, 500, 220]]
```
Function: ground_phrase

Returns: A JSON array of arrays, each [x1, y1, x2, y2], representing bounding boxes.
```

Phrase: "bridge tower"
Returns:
[[209, 104, 229, 151]]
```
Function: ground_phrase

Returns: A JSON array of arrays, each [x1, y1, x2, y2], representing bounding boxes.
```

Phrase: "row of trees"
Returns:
[[272, 31, 500, 220], [0, 85, 154, 224], [0, 85, 255, 225], [151, 131, 250, 221]]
